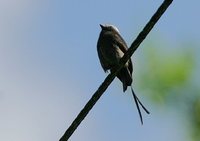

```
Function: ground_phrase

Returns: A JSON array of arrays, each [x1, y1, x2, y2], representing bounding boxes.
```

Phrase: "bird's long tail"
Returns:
[[131, 86, 150, 124]]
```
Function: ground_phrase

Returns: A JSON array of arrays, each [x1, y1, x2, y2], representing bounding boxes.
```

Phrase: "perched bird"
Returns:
[[97, 24, 149, 124]]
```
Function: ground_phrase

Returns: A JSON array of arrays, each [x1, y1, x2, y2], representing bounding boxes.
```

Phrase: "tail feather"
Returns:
[[116, 67, 132, 92], [111, 66, 150, 124], [131, 87, 150, 124]]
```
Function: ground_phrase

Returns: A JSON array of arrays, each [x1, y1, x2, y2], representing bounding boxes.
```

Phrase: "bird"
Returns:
[[97, 24, 149, 124]]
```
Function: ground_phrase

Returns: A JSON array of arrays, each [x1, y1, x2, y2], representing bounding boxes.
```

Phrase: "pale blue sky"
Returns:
[[0, 0, 199, 141]]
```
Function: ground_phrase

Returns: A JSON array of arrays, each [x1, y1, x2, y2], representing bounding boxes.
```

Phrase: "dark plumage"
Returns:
[[97, 24, 150, 124], [97, 24, 133, 92]]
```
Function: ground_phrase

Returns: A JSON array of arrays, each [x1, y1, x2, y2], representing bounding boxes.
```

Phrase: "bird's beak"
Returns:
[[100, 24, 105, 29]]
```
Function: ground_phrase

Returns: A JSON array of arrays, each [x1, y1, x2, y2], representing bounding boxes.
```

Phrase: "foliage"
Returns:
[[136, 44, 200, 141], [137, 45, 194, 103]]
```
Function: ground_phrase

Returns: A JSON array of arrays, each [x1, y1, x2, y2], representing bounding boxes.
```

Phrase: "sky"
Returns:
[[0, 0, 199, 141]]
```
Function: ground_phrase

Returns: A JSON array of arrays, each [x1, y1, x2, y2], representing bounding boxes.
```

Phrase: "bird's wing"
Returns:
[[114, 33, 133, 74], [114, 33, 128, 52], [97, 43, 110, 72]]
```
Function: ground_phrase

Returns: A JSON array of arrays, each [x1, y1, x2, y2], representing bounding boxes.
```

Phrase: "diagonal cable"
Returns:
[[59, 0, 173, 140]]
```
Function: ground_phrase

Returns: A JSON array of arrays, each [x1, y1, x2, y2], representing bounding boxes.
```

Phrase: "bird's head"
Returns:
[[100, 24, 120, 33]]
